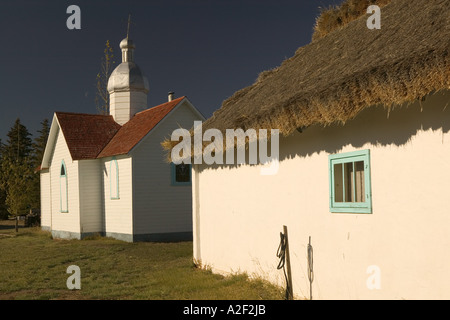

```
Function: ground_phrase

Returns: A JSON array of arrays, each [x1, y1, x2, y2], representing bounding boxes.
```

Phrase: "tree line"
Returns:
[[0, 118, 50, 224]]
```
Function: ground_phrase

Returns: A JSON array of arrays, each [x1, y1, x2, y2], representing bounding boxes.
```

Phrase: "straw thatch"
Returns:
[[312, 0, 392, 41], [163, 0, 450, 155]]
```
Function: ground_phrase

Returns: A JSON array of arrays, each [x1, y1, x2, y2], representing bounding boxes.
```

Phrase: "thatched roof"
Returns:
[[312, 0, 393, 41], [163, 0, 449, 153]]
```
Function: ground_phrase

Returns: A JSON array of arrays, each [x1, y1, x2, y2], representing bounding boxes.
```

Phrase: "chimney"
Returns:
[[168, 91, 175, 102]]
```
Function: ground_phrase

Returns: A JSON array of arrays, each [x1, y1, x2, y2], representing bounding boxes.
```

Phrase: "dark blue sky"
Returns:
[[0, 0, 340, 141]]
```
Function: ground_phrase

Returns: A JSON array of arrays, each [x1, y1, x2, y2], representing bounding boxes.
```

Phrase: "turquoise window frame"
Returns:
[[110, 157, 120, 200], [329, 149, 372, 214], [171, 163, 192, 186], [60, 160, 68, 213]]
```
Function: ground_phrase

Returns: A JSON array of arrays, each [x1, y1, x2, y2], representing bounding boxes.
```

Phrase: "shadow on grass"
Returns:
[[0, 219, 26, 231]]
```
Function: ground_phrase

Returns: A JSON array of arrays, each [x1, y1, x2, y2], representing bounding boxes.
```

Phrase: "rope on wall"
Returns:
[[307, 236, 314, 300], [277, 230, 293, 300]]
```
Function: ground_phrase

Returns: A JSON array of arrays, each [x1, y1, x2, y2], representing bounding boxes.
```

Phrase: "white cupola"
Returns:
[[107, 38, 149, 125]]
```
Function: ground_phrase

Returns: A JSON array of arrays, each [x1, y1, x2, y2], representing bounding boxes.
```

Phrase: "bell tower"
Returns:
[[107, 37, 149, 125]]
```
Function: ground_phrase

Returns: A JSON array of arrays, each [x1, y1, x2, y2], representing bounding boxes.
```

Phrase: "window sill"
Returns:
[[330, 207, 372, 214]]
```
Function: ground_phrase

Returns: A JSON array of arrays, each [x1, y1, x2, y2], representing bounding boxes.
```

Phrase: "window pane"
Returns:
[[344, 162, 354, 202], [61, 165, 66, 176], [111, 160, 118, 199], [61, 176, 68, 212], [334, 163, 343, 202], [333, 158, 367, 204], [176, 164, 190, 183], [354, 161, 365, 202]]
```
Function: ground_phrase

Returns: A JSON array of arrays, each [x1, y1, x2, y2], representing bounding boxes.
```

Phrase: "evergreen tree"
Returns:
[[3, 118, 33, 162], [1, 157, 34, 216], [29, 119, 50, 212], [0, 187, 7, 220], [32, 119, 50, 168], [0, 119, 34, 229], [0, 139, 8, 220]]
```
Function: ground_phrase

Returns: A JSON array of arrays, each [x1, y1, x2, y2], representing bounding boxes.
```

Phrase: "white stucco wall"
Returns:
[[193, 90, 450, 300]]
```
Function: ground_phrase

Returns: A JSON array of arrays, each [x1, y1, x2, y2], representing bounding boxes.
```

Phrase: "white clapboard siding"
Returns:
[[48, 127, 80, 234], [102, 155, 133, 235], [131, 100, 201, 235], [110, 91, 148, 125], [78, 159, 102, 234], [40, 169, 51, 229]]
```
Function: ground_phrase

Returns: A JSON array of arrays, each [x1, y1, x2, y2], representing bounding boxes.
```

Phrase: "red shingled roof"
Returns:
[[56, 112, 121, 160], [98, 96, 185, 158], [56, 97, 185, 160]]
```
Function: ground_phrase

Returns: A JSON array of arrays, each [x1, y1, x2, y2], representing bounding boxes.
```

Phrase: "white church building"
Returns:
[[40, 37, 204, 242]]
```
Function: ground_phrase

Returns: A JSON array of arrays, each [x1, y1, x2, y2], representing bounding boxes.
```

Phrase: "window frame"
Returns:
[[110, 156, 120, 200], [171, 162, 192, 186], [329, 149, 372, 214], [60, 160, 69, 213]]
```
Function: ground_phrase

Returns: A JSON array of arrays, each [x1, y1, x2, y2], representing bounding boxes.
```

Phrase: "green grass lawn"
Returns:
[[0, 223, 283, 300]]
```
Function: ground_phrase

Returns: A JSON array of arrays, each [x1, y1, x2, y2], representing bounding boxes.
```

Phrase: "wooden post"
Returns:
[[283, 225, 294, 300]]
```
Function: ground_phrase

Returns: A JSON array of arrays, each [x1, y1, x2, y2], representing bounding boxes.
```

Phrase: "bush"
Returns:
[[25, 211, 40, 227]]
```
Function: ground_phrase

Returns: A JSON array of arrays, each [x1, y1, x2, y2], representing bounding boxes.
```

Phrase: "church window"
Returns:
[[110, 157, 119, 199], [60, 160, 68, 213]]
